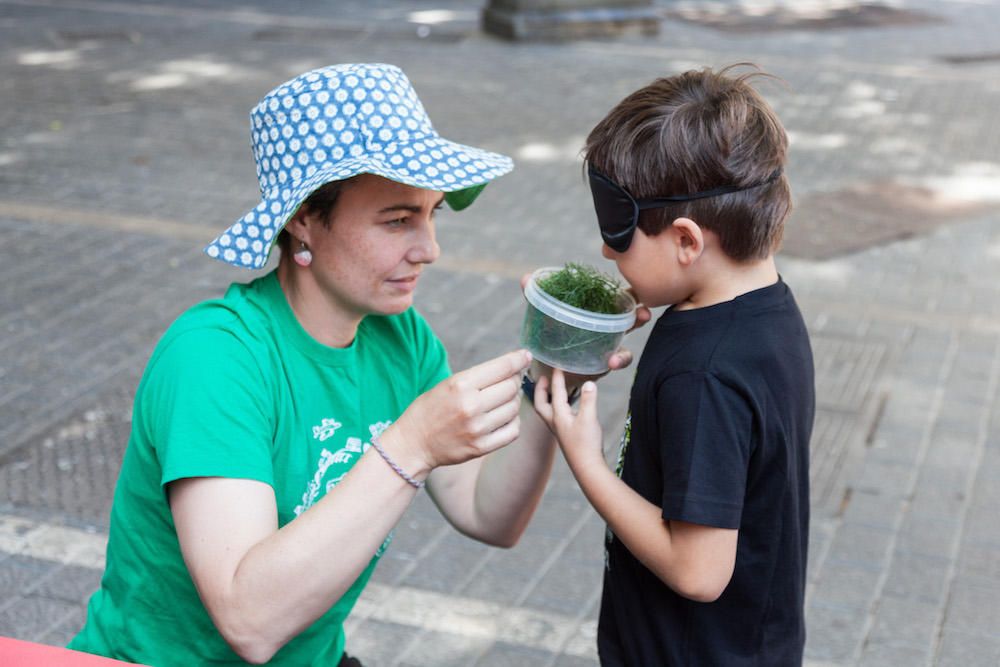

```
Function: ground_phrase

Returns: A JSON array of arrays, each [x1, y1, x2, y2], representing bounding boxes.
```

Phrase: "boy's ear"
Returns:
[[671, 217, 704, 266]]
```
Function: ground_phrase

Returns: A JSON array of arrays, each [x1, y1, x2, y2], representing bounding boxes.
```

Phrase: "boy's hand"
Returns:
[[532, 368, 605, 469]]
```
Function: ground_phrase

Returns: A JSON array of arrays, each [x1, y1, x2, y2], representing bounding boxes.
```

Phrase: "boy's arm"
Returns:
[[425, 350, 643, 548], [533, 370, 738, 602], [562, 449, 737, 601]]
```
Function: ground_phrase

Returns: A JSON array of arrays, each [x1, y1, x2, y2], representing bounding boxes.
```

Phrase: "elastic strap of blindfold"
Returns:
[[635, 168, 784, 208]]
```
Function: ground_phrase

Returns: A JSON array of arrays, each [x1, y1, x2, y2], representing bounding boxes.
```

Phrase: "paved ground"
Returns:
[[2, 0, 1000, 665]]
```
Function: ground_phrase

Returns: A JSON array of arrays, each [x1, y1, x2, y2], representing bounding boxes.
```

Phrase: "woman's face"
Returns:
[[300, 174, 442, 320]]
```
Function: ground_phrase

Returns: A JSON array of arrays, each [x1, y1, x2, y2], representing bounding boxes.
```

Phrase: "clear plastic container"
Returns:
[[520, 266, 637, 375]]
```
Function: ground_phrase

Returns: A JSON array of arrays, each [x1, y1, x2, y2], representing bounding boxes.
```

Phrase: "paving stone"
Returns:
[[857, 640, 932, 667], [400, 531, 494, 596], [824, 522, 894, 568], [4, 0, 1000, 664], [934, 627, 1000, 667], [0, 594, 80, 643], [395, 629, 494, 667], [803, 603, 868, 664], [866, 424, 928, 469], [882, 549, 951, 604], [0, 556, 60, 606], [810, 410, 861, 509], [36, 621, 84, 650], [931, 412, 988, 443], [895, 515, 962, 559], [806, 518, 836, 588], [28, 564, 103, 605], [344, 619, 422, 666], [473, 641, 557, 667], [553, 654, 598, 667], [521, 555, 601, 617], [851, 462, 913, 505], [807, 561, 881, 611], [922, 434, 982, 471], [939, 578, 1000, 639], [866, 593, 940, 648], [908, 465, 974, 524], [458, 532, 569, 608], [956, 535, 1000, 584]]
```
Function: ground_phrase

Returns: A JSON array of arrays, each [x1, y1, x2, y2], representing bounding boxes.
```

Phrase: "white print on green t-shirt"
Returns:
[[312, 417, 343, 441], [293, 418, 395, 518]]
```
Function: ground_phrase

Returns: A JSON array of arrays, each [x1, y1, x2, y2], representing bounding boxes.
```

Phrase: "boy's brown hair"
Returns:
[[584, 64, 791, 262]]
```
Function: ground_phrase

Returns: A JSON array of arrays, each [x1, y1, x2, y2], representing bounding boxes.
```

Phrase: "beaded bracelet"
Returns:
[[371, 434, 425, 489]]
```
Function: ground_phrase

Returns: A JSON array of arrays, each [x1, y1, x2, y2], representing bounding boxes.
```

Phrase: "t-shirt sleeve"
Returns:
[[657, 372, 753, 529], [409, 309, 451, 393], [141, 327, 275, 488]]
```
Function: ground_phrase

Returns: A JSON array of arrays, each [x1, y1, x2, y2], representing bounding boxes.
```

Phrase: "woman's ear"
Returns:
[[284, 205, 319, 246], [671, 217, 704, 266]]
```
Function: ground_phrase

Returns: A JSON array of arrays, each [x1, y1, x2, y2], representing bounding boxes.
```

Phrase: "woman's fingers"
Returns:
[[476, 375, 520, 411], [461, 350, 531, 390], [474, 416, 521, 454], [476, 393, 521, 436]]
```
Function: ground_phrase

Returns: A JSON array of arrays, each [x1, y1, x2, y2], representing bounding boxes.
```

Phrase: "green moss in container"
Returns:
[[520, 264, 636, 374], [536, 263, 623, 314]]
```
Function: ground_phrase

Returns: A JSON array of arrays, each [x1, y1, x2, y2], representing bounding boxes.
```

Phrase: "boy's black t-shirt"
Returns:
[[598, 279, 814, 667]]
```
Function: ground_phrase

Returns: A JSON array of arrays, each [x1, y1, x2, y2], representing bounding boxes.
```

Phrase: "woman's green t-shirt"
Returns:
[[69, 270, 450, 665]]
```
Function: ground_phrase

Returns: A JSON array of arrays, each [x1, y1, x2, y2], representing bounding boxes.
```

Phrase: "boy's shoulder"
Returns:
[[640, 279, 810, 384]]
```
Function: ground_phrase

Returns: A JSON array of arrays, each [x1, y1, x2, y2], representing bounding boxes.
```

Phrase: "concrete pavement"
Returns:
[[2, 0, 1000, 664]]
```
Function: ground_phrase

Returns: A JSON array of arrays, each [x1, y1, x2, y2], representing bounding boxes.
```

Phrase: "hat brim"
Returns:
[[205, 137, 513, 269]]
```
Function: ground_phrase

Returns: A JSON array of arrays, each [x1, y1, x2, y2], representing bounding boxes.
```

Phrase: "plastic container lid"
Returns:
[[524, 267, 636, 333]]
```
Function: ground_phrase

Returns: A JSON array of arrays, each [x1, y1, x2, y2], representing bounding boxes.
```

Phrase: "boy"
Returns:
[[532, 65, 815, 665]]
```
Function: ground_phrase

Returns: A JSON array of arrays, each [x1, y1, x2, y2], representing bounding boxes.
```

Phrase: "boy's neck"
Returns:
[[674, 255, 779, 311]]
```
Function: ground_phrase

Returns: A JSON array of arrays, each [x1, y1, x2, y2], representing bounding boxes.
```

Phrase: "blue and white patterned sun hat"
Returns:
[[205, 63, 514, 269]]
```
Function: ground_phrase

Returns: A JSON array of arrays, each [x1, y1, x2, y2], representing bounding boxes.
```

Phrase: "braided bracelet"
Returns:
[[371, 435, 425, 489]]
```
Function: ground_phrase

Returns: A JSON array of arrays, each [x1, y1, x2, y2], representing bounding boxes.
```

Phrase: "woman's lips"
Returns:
[[387, 274, 419, 291]]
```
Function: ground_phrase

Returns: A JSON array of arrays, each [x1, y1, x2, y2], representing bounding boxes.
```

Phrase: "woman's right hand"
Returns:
[[381, 350, 532, 476]]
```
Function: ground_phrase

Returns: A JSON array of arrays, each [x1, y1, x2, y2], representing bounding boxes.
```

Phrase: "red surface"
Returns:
[[0, 637, 149, 666]]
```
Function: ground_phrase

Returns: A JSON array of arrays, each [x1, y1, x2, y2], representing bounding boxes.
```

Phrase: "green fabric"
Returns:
[[444, 183, 487, 211], [69, 270, 450, 666]]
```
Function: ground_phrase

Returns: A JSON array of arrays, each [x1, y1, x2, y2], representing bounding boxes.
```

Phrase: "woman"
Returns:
[[70, 63, 641, 666]]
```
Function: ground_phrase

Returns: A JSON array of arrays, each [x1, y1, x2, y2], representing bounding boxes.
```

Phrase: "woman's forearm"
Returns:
[[427, 399, 557, 547], [172, 444, 421, 663]]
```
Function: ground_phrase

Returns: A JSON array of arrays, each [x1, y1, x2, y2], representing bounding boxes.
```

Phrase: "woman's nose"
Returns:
[[410, 223, 440, 264]]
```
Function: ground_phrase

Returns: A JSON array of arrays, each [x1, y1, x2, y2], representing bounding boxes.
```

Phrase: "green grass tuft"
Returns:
[[536, 263, 624, 314]]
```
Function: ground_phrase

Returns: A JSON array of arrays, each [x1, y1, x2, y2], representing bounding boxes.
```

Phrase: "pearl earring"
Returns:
[[293, 240, 312, 267]]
